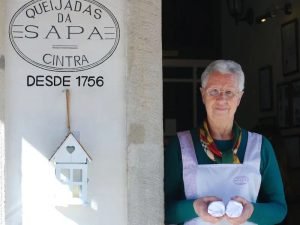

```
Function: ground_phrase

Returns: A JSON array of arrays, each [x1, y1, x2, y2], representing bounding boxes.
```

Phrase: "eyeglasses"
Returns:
[[204, 88, 241, 99]]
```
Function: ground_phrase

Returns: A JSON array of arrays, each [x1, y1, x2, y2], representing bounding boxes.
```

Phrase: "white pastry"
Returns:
[[225, 200, 243, 218], [208, 201, 226, 217]]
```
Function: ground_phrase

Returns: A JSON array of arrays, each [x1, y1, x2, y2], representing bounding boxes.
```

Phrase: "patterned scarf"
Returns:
[[199, 120, 242, 164]]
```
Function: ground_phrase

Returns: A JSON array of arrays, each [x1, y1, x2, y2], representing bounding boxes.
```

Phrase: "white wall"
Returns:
[[0, 0, 5, 223], [4, 0, 127, 224], [2, 0, 164, 224]]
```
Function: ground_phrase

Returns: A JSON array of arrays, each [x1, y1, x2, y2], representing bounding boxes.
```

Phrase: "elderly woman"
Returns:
[[164, 60, 287, 225]]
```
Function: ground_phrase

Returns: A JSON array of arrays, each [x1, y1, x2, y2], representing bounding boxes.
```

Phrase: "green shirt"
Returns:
[[164, 128, 287, 225]]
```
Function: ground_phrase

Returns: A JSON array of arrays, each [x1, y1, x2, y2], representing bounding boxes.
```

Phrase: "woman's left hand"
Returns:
[[225, 196, 254, 225]]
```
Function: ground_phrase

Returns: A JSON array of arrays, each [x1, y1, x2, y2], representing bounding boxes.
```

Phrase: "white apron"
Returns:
[[177, 131, 262, 225]]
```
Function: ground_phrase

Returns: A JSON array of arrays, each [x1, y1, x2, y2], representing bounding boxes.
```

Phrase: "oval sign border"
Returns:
[[9, 0, 120, 72]]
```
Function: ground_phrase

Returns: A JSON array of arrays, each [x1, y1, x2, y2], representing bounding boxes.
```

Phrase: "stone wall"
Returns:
[[127, 0, 164, 224]]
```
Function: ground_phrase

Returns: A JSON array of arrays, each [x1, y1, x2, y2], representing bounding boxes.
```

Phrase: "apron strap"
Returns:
[[178, 131, 198, 198], [244, 132, 262, 170], [178, 131, 198, 168]]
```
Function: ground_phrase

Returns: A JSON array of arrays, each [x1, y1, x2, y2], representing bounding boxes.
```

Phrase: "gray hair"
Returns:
[[201, 60, 245, 91]]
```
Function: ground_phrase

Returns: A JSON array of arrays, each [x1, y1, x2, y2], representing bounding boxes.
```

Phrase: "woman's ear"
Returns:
[[236, 91, 244, 105]]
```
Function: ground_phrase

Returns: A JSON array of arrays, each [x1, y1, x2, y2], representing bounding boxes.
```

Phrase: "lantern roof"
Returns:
[[50, 132, 92, 163]]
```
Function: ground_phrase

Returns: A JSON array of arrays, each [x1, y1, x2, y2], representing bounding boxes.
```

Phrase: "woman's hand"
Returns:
[[193, 196, 224, 224], [225, 196, 254, 225]]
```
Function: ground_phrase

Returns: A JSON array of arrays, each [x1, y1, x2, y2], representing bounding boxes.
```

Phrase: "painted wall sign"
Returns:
[[9, 0, 120, 72]]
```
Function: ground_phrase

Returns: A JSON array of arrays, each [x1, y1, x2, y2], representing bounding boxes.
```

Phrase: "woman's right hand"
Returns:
[[193, 196, 224, 224]]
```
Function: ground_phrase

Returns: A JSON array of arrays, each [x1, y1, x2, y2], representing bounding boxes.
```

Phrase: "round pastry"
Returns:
[[208, 201, 226, 217], [225, 200, 243, 218]]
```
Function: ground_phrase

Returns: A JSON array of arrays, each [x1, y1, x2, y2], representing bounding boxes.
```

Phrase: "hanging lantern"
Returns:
[[50, 89, 92, 204]]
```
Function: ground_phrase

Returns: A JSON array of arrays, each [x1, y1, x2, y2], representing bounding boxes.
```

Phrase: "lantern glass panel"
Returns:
[[60, 169, 70, 182], [73, 169, 82, 182], [71, 185, 82, 198]]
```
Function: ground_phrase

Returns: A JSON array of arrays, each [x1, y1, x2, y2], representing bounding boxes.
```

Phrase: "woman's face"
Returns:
[[201, 71, 243, 123]]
